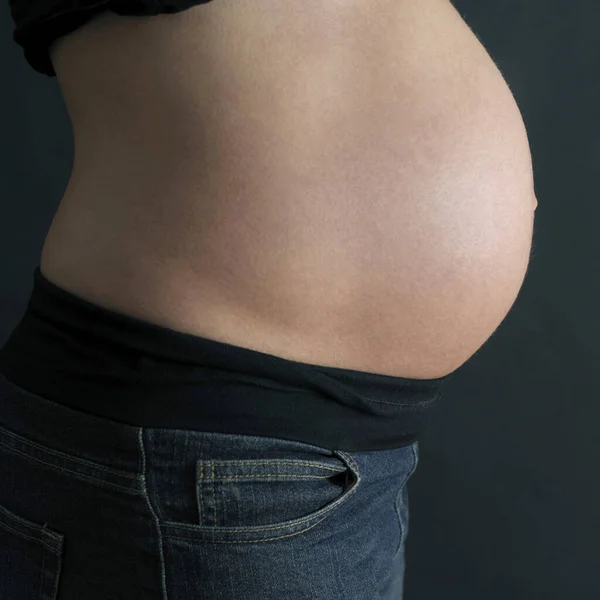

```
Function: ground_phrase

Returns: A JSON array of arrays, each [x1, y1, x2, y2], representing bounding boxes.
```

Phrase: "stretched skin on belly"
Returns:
[[41, 0, 537, 378]]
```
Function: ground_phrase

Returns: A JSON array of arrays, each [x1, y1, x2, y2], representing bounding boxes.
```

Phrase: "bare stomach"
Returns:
[[41, 0, 537, 379]]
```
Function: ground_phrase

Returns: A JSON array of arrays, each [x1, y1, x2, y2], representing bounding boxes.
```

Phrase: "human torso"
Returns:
[[41, 0, 536, 378]]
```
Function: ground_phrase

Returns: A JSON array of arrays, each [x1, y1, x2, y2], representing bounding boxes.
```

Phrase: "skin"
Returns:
[[41, 0, 537, 379]]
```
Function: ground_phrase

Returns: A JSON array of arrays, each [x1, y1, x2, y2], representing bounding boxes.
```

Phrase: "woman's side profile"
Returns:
[[0, 0, 537, 597]]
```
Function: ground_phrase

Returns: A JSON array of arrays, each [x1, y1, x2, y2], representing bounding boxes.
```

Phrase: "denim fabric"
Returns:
[[0, 371, 419, 599]]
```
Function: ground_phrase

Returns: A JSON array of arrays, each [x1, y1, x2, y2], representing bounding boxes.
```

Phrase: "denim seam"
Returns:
[[165, 516, 331, 545], [0, 437, 141, 494], [393, 442, 419, 559], [138, 428, 169, 600], [0, 519, 59, 554], [0, 424, 138, 478], [198, 459, 342, 472], [201, 474, 336, 480], [165, 500, 339, 534]]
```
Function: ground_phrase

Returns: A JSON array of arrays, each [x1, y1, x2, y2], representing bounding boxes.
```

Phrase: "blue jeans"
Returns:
[[0, 371, 419, 600]]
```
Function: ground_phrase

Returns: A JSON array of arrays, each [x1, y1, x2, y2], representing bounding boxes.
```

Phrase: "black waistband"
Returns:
[[0, 266, 454, 451]]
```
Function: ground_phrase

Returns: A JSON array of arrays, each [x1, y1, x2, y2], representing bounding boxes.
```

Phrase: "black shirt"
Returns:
[[9, 0, 215, 76]]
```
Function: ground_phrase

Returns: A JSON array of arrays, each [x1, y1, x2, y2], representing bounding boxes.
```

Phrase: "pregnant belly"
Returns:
[[42, 0, 537, 379]]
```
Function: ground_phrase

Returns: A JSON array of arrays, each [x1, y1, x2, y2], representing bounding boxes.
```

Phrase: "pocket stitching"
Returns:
[[0, 501, 64, 600], [163, 451, 360, 541], [198, 459, 342, 473], [0, 519, 60, 554], [0, 502, 64, 554], [165, 513, 332, 545]]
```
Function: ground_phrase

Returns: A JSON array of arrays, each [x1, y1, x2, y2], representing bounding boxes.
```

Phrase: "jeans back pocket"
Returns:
[[0, 502, 64, 600]]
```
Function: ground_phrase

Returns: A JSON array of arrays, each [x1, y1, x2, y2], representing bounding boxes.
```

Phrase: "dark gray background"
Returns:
[[2, 1, 598, 598]]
